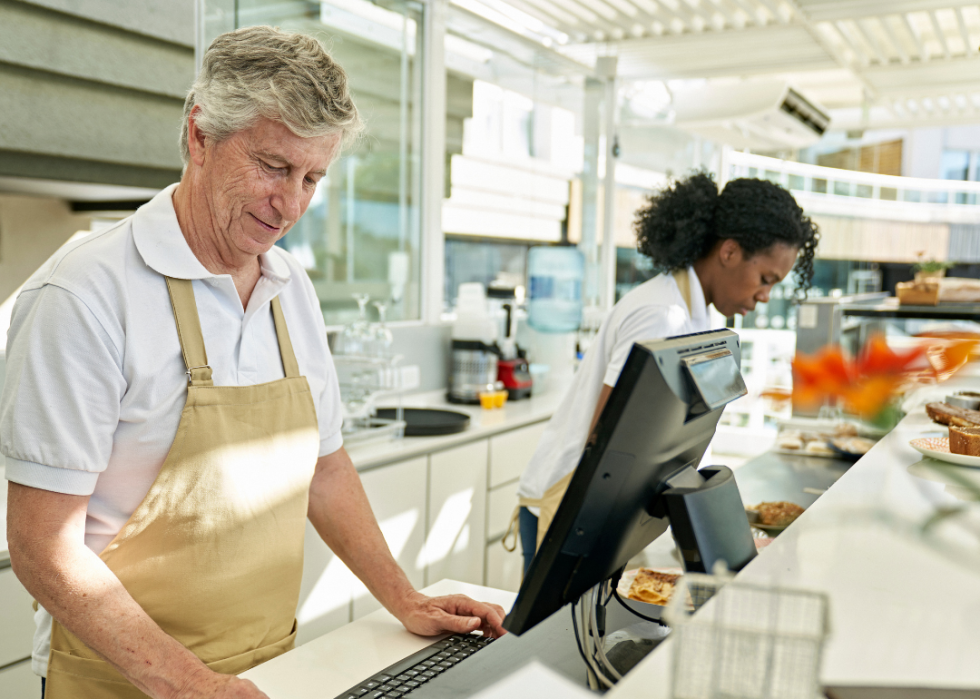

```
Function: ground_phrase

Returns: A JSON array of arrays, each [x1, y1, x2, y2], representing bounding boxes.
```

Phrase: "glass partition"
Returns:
[[201, 0, 425, 325]]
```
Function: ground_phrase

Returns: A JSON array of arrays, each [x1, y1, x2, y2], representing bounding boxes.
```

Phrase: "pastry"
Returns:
[[752, 501, 805, 527], [949, 425, 980, 456], [626, 569, 680, 606], [925, 402, 980, 428]]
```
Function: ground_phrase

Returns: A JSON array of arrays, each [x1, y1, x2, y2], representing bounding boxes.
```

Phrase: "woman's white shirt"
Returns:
[[517, 268, 712, 506]]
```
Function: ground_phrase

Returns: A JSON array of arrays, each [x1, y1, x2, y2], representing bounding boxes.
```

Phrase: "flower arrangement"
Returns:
[[792, 334, 978, 426]]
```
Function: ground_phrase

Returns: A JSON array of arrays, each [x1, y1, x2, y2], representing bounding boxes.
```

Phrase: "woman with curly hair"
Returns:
[[514, 171, 819, 572]]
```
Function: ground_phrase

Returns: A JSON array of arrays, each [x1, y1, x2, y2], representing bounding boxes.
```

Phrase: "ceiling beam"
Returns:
[[727, 0, 765, 27], [833, 20, 871, 68], [855, 18, 888, 65], [754, 0, 788, 25], [928, 10, 952, 60], [901, 13, 929, 63], [704, 0, 741, 30], [799, 1, 980, 23], [878, 15, 910, 65], [954, 6, 974, 59]]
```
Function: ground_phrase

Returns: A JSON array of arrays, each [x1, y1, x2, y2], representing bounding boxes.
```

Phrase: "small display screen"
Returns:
[[683, 350, 748, 411]]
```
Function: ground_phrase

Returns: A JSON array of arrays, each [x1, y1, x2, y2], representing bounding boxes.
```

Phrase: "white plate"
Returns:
[[909, 437, 980, 467]]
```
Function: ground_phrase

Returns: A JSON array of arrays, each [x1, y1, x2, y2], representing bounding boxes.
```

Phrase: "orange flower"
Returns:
[[791, 333, 975, 420]]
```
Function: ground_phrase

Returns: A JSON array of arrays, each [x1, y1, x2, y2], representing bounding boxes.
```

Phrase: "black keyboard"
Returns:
[[335, 633, 496, 699]]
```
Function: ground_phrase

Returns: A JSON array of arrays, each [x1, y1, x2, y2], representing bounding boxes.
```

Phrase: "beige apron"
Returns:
[[45, 277, 320, 699], [505, 268, 694, 559]]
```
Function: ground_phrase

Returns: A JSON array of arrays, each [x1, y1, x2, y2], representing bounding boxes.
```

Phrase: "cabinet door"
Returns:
[[485, 539, 523, 593], [0, 659, 37, 699], [488, 421, 547, 489], [296, 518, 354, 646], [486, 480, 520, 542], [352, 456, 428, 620], [0, 568, 35, 667], [425, 441, 488, 587]]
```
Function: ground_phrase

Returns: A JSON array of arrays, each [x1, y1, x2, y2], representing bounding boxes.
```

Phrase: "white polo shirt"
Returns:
[[518, 268, 711, 505], [1, 183, 344, 556]]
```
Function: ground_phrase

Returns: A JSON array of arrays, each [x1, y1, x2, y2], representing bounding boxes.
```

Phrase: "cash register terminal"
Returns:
[[336, 329, 757, 698]]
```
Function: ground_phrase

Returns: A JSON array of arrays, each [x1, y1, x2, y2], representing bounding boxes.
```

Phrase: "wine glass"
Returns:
[[371, 301, 394, 360]]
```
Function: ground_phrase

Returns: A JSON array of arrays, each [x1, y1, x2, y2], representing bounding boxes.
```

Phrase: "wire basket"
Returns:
[[663, 574, 830, 699]]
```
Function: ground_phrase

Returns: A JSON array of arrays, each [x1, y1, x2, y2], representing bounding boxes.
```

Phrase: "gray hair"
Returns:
[[179, 25, 362, 166]]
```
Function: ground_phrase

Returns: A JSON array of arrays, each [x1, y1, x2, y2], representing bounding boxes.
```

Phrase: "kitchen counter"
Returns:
[[344, 390, 563, 472], [0, 390, 563, 569], [612, 377, 980, 696]]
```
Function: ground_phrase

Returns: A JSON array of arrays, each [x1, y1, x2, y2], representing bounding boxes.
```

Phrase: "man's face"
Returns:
[[198, 116, 341, 257], [713, 241, 798, 318]]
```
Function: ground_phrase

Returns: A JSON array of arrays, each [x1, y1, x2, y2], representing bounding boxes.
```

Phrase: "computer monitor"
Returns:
[[504, 329, 755, 636]]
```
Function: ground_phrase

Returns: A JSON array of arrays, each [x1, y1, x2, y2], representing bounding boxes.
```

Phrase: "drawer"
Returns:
[[488, 421, 547, 489], [0, 658, 37, 698], [486, 480, 519, 541], [0, 567, 35, 668]]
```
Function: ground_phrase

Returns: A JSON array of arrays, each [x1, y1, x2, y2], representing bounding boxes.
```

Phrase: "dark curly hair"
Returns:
[[633, 171, 820, 297]]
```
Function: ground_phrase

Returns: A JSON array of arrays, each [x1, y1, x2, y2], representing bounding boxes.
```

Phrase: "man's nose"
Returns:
[[273, 178, 304, 224], [756, 287, 771, 303]]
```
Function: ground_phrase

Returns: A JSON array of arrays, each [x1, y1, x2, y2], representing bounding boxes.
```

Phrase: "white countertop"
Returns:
[[241, 580, 518, 698], [611, 376, 980, 697]]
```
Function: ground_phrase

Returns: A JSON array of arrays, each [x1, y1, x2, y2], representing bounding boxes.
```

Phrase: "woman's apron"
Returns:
[[504, 268, 694, 559], [44, 277, 320, 699]]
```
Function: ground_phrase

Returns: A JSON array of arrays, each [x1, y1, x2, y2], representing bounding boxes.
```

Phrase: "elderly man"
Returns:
[[1, 25, 505, 699]]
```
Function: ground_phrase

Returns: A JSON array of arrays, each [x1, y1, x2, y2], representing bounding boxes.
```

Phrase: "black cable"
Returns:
[[571, 601, 590, 669], [612, 587, 669, 626]]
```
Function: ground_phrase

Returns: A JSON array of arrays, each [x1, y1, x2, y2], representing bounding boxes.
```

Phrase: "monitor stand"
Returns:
[[411, 595, 670, 698]]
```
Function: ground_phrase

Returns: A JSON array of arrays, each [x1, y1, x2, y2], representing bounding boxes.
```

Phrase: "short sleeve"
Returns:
[[602, 303, 689, 387], [0, 284, 125, 495], [295, 275, 344, 457]]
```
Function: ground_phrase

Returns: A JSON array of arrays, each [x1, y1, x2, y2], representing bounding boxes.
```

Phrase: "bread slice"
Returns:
[[926, 402, 980, 428], [949, 426, 980, 456]]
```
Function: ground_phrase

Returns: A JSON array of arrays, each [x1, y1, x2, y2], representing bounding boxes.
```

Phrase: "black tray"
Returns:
[[375, 408, 470, 437]]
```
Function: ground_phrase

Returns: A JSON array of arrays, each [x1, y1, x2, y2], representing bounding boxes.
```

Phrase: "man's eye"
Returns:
[[263, 161, 285, 172]]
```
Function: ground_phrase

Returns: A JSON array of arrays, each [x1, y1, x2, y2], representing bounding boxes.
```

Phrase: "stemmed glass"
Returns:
[[371, 301, 394, 360]]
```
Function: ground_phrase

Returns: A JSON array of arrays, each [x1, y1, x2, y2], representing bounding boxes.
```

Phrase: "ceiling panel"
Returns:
[[558, 24, 835, 77]]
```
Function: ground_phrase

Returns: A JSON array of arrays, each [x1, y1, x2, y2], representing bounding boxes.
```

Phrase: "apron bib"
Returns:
[[45, 277, 320, 699], [507, 268, 694, 558]]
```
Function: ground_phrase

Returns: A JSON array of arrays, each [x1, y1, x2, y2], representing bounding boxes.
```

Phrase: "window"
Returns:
[[202, 0, 425, 325]]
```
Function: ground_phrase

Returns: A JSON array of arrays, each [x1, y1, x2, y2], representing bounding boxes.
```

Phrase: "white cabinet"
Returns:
[[486, 480, 519, 541], [297, 519, 355, 646], [425, 441, 488, 587], [0, 659, 37, 698], [0, 568, 34, 668], [485, 539, 523, 593], [352, 457, 428, 620], [488, 422, 546, 488]]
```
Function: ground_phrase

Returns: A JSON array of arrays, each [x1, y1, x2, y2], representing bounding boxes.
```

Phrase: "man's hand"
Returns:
[[394, 592, 507, 639], [198, 673, 270, 699]]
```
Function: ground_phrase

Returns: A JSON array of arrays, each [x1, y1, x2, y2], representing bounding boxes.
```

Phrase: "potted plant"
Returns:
[[912, 255, 953, 282]]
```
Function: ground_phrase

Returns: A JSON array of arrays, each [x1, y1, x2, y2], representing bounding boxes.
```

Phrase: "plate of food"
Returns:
[[827, 435, 877, 460], [909, 434, 980, 468], [618, 567, 685, 608], [746, 501, 806, 534]]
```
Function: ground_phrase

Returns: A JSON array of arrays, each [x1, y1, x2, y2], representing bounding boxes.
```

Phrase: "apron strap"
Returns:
[[165, 277, 213, 387], [671, 268, 693, 316], [270, 296, 301, 379]]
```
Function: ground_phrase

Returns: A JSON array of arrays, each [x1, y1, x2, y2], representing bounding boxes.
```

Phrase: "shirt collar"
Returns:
[[131, 184, 292, 285], [686, 265, 709, 322]]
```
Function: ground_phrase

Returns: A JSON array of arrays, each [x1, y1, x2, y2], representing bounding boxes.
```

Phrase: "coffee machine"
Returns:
[[448, 283, 502, 404]]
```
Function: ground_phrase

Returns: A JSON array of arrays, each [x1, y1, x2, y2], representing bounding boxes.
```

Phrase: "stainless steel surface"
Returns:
[[448, 348, 498, 403], [730, 451, 852, 509]]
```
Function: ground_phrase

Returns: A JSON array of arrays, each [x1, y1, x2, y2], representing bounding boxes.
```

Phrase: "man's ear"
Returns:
[[186, 105, 208, 167]]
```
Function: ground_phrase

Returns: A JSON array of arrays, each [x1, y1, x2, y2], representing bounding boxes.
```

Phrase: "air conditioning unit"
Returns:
[[670, 80, 830, 151]]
